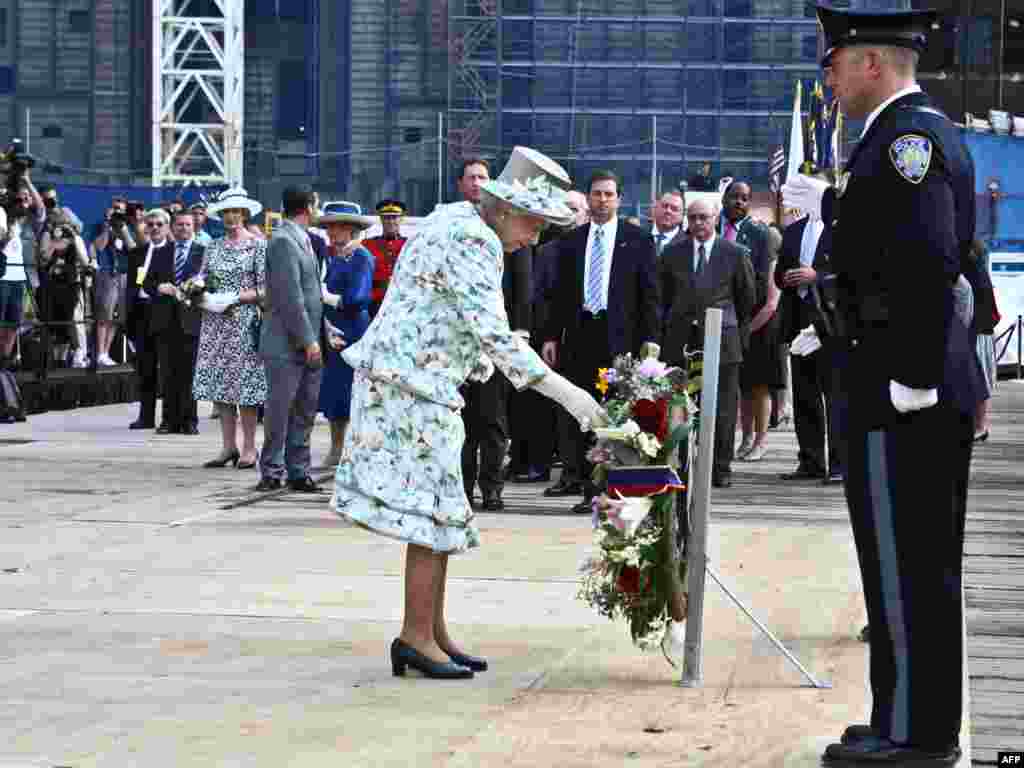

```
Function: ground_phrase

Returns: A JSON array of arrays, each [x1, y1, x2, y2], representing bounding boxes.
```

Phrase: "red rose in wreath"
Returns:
[[617, 565, 641, 595], [631, 398, 670, 442]]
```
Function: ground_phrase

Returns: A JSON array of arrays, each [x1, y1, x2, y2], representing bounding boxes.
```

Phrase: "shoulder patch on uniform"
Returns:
[[889, 134, 932, 184]]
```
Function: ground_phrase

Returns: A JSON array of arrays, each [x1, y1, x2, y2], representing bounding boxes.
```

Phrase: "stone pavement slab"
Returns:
[[0, 403, 903, 766]]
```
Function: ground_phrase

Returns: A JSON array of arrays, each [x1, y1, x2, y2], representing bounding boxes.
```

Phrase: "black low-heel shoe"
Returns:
[[446, 650, 488, 672], [203, 450, 240, 468], [390, 639, 474, 679]]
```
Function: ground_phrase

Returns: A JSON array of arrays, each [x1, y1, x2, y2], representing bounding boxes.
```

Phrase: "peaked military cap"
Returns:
[[817, 4, 938, 68], [375, 199, 406, 217]]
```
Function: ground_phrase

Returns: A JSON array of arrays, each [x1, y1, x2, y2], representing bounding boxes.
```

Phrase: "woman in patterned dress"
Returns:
[[316, 202, 375, 469], [192, 188, 268, 469], [331, 147, 606, 680]]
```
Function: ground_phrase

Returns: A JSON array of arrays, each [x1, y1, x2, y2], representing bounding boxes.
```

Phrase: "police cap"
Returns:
[[376, 199, 406, 217], [817, 3, 938, 68]]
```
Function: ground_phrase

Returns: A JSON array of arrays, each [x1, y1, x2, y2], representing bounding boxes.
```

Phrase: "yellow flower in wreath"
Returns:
[[595, 368, 610, 396]]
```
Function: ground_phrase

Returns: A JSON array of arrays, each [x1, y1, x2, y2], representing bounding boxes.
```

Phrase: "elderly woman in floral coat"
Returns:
[[332, 147, 606, 680]]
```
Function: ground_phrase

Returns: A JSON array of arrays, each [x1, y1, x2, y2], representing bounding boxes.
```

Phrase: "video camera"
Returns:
[[0, 139, 35, 219]]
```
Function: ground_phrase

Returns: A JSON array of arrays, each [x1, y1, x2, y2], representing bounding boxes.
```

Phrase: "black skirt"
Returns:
[[740, 308, 785, 391]]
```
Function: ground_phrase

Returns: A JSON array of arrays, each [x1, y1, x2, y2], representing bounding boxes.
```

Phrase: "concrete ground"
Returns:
[[0, 401, 951, 766]]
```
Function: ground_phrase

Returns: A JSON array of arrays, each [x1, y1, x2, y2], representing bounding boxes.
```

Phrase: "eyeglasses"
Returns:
[[146, 222, 166, 229], [686, 213, 713, 222]]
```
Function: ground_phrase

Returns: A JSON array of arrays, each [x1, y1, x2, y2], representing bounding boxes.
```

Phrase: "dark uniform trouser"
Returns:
[[156, 327, 199, 430], [843, 402, 973, 750], [461, 371, 510, 499], [713, 362, 740, 479], [564, 311, 610, 500], [133, 304, 158, 425], [790, 339, 847, 476]]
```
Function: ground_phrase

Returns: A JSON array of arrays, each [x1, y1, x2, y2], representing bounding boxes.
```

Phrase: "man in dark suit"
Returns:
[[144, 210, 205, 435], [125, 209, 170, 430], [659, 197, 756, 488], [542, 170, 660, 512], [784, 6, 986, 763], [649, 189, 687, 260], [775, 211, 846, 484]]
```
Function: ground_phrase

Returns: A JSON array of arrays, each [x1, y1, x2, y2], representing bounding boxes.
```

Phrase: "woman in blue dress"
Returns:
[[317, 202, 376, 468]]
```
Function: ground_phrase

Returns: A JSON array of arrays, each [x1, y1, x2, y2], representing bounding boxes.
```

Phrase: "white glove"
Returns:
[[789, 325, 821, 357], [532, 371, 608, 431], [890, 380, 938, 414], [780, 175, 830, 222], [512, 329, 530, 342], [321, 286, 342, 309]]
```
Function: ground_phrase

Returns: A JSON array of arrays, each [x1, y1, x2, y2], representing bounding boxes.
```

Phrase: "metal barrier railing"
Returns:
[[993, 314, 1023, 380]]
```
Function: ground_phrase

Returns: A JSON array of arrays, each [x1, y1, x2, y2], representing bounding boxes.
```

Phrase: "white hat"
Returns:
[[318, 200, 375, 230], [481, 146, 574, 227], [206, 187, 263, 220]]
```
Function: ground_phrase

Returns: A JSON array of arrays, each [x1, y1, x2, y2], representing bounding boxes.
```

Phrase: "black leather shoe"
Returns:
[[779, 465, 825, 481], [822, 471, 843, 485], [129, 420, 154, 430], [254, 478, 282, 492], [156, 424, 176, 435], [481, 492, 504, 511], [823, 738, 960, 765], [712, 474, 732, 489], [288, 476, 320, 493], [390, 639, 473, 679], [841, 724, 877, 745], [182, 424, 199, 435], [571, 500, 592, 515], [447, 650, 488, 672], [544, 479, 583, 497], [203, 450, 240, 468]]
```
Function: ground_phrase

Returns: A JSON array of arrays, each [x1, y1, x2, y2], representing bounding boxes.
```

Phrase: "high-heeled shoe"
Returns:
[[446, 650, 488, 672], [237, 458, 257, 470], [390, 638, 473, 679], [202, 450, 240, 468]]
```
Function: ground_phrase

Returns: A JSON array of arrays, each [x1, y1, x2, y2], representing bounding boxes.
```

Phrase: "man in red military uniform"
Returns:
[[363, 199, 408, 318]]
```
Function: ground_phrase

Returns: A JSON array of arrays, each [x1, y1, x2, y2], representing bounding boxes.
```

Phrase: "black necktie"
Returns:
[[696, 243, 706, 275]]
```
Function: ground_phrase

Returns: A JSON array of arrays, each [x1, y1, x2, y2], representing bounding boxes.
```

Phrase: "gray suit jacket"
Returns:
[[261, 219, 323, 361], [658, 236, 756, 366]]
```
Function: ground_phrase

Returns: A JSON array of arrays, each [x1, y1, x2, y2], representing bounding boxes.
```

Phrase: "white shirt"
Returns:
[[583, 217, 618, 311], [692, 233, 716, 273], [137, 239, 167, 299], [1, 222, 24, 282], [652, 225, 681, 246], [862, 85, 922, 138], [798, 218, 824, 298]]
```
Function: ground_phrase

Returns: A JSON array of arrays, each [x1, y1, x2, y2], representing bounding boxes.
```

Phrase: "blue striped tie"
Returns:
[[586, 225, 605, 312], [174, 242, 187, 283]]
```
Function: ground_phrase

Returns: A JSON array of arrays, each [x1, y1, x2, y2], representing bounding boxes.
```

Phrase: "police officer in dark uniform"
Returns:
[[784, 5, 986, 765]]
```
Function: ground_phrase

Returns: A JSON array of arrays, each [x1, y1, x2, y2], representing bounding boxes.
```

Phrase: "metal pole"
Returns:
[[651, 115, 658, 212], [681, 307, 722, 687], [1017, 315, 1022, 380], [25, 108, 30, 151], [437, 112, 444, 206]]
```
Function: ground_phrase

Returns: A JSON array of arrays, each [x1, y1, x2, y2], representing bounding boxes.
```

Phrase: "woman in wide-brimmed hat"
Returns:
[[192, 187, 267, 469], [331, 147, 607, 680], [316, 202, 376, 468]]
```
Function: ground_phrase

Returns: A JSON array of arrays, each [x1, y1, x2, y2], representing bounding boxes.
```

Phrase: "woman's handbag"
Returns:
[[248, 247, 262, 352]]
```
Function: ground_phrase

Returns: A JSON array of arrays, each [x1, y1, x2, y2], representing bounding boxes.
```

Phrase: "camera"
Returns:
[[0, 139, 35, 219], [54, 225, 75, 241]]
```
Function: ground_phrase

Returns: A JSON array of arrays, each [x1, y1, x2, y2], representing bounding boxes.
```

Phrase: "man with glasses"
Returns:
[[659, 198, 756, 488], [124, 209, 174, 430]]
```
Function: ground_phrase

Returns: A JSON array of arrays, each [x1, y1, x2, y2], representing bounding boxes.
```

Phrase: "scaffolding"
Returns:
[[447, 0, 501, 163], [152, 0, 245, 187]]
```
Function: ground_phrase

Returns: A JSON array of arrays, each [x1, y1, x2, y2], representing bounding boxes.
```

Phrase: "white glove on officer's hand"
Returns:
[[780, 175, 830, 222], [321, 286, 342, 309], [533, 371, 608, 431], [789, 325, 822, 357], [890, 380, 938, 414]]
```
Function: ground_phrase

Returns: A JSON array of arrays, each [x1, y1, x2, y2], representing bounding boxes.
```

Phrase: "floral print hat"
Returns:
[[481, 146, 575, 228]]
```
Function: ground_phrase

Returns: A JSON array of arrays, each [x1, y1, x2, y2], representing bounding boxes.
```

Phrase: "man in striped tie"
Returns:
[[541, 170, 660, 513], [146, 210, 205, 435]]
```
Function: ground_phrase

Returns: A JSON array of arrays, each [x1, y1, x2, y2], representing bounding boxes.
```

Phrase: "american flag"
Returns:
[[769, 145, 786, 193]]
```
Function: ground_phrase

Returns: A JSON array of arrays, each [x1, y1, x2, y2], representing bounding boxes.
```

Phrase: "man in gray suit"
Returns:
[[659, 197, 756, 487], [257, 185, 324, 492]]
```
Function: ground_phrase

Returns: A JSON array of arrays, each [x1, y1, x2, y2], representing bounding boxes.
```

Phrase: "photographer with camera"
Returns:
[[39, 213, 90, 368], [90, 197, 136, 366]]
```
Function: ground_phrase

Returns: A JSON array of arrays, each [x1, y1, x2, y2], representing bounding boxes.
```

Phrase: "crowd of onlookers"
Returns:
[[0, 167, 1000, 507]]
